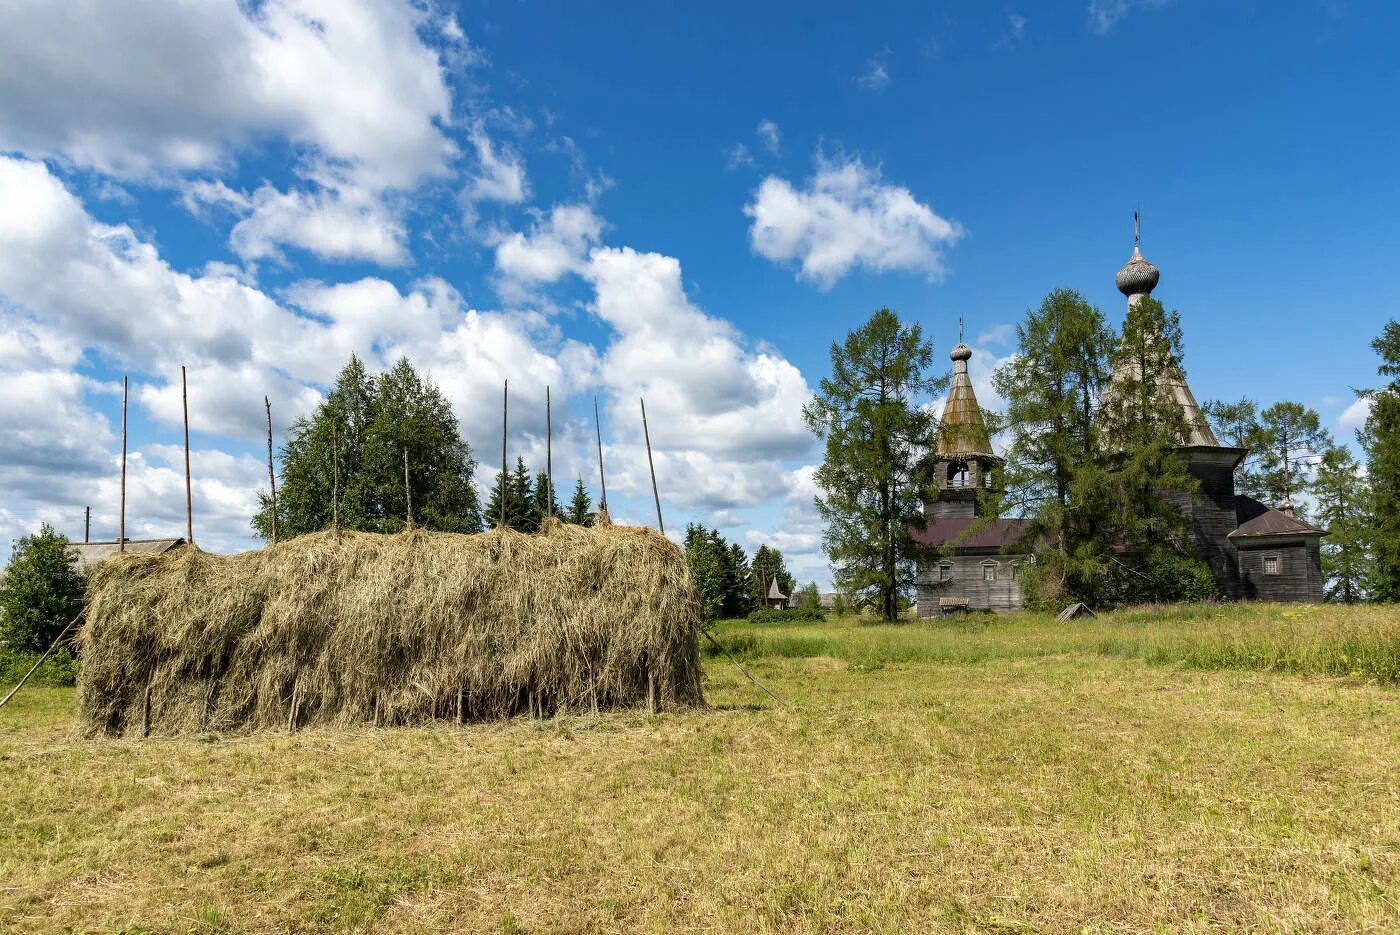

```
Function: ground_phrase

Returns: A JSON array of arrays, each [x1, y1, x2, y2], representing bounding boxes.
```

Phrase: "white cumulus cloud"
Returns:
[[745, 156, 963, 289]]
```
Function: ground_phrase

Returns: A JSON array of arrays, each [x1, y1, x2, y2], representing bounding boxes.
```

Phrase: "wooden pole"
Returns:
[[500, 380, 508, 528], [593, 395, 608, 513], [545, 386, 554, 520], [0, 612, 82, 711], [119, 376, 127, 552], [181, 365, 193, 545], [331, 422, 340, 531], [287, 683, 300, 734], [456, 686, 465, 725], [84, 506, 90, 544], [403, 448, 413, 528], [640, 397, 664, 534], [264, 396, 278, 544]]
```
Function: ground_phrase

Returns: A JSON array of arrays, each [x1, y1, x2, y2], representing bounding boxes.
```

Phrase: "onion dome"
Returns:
[[949, 342, 972, 363], [1116, 211, 1160, 298], [1116, 244, 1160, 297]]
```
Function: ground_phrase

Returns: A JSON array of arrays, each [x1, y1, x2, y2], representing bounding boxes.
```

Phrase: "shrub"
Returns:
[[0, 523, 86, 654], [746, 607, 825, 624], [0, 648, 79, 688]]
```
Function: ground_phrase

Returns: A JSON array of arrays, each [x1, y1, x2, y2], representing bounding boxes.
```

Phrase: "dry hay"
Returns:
[[76, 519, 704, 736]]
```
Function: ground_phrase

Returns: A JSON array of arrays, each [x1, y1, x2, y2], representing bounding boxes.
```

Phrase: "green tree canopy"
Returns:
[[1313, 445, 1374, 603], [485, 456, 539, 532], [0, 524, 86, 653], [1363, 319, 1400, 601], [991, 288, 1114, 553], [253, 356, 481, 538], [803, 308, 946, 621], [564, 478, 594, 526], [748, 544, 794, 608]]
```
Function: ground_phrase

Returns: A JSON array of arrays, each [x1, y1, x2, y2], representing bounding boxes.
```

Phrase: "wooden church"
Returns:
[[914, 225, 1327, 613]]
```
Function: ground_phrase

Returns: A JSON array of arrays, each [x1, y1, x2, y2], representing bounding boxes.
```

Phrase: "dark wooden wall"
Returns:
[[917, 551, 1029, 615], [1237, 538, 1324, 602]]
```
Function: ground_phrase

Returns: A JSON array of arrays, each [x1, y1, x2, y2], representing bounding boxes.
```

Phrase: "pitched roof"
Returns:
[[911, 517, 1033, 549], [1229, 496, 1326, 539], [67, 538, 185, 569], [766, 578, 786, 599]]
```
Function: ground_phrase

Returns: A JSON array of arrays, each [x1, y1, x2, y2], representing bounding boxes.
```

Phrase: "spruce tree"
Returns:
[[532, 470, 560, 525], [486, 457, 537, 531], [803, 308, 945, 621], [748, 544, 794, 608], [1082, 296, 1206, 605], [724, 542, 752, 616], [0, 524, 86, 653], [684, 524, 726, 621], [565, 478, 593, 525], [1362, 319, 1400, 601], [1313, 446, 1374, 603]]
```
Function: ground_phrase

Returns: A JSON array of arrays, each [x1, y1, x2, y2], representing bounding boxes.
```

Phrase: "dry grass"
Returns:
[[78, 521, 703, 735], [3, 606, 1400, 932]]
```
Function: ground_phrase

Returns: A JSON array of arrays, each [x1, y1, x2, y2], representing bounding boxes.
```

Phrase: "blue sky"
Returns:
[[0, 0, 1393, 587]]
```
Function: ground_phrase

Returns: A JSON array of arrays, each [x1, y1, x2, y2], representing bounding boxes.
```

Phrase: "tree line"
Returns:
[[804, 297, 1400, 617], [253, 355, 600, 538]]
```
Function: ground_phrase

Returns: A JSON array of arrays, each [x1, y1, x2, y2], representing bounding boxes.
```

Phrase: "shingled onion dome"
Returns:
[[1115, 243, 1160, 298], [937, 342, 996, 459]]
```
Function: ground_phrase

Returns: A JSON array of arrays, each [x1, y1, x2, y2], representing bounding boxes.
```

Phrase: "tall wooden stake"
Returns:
[[545, 386, 554, 520], [500, 380, 508, 528], [593, 395, 608, 513], [119, 376, 128, 552], [181, 365, 193, 545], [264, 395, 278, 544], [331, 422, 340, 531], [403, 448, 413, 527], [640, 397, 664, 534], [84, 506, 90, 543]]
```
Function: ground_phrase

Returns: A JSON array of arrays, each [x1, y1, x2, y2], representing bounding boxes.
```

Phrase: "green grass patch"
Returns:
[[712, 602, 1400, 682]]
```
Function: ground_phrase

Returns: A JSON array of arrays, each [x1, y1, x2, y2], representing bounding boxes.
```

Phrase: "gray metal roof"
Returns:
[[67, 538, 185, 569], [1229, 497, 1326, 539]]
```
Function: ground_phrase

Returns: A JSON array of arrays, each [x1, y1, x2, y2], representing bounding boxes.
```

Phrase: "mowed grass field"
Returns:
[[3, 605, 1399, 933]]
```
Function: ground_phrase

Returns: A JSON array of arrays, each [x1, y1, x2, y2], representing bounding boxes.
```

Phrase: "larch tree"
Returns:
[[1255, 401, 1332, 516], [803, 308, 945, 621], [1362, 318, 1400, 601], [1312, 445, 1374, 603]]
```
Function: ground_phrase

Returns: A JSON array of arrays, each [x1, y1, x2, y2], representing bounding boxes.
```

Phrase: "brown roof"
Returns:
[[911, 517, 1033, 549], [1229, 496, 1326, 539], [67, 538, 185, 569]]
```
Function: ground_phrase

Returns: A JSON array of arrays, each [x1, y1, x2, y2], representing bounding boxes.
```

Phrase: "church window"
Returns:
[[1010, 563, 1020, 581], [982, 562, 997, 581], [938, 562, 953, 582], [947, 461, 969, 487], [1263, 554, 1281, 576]]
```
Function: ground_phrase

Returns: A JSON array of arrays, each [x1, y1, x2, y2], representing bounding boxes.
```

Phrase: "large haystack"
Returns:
[[77, 520, 704, 736]]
